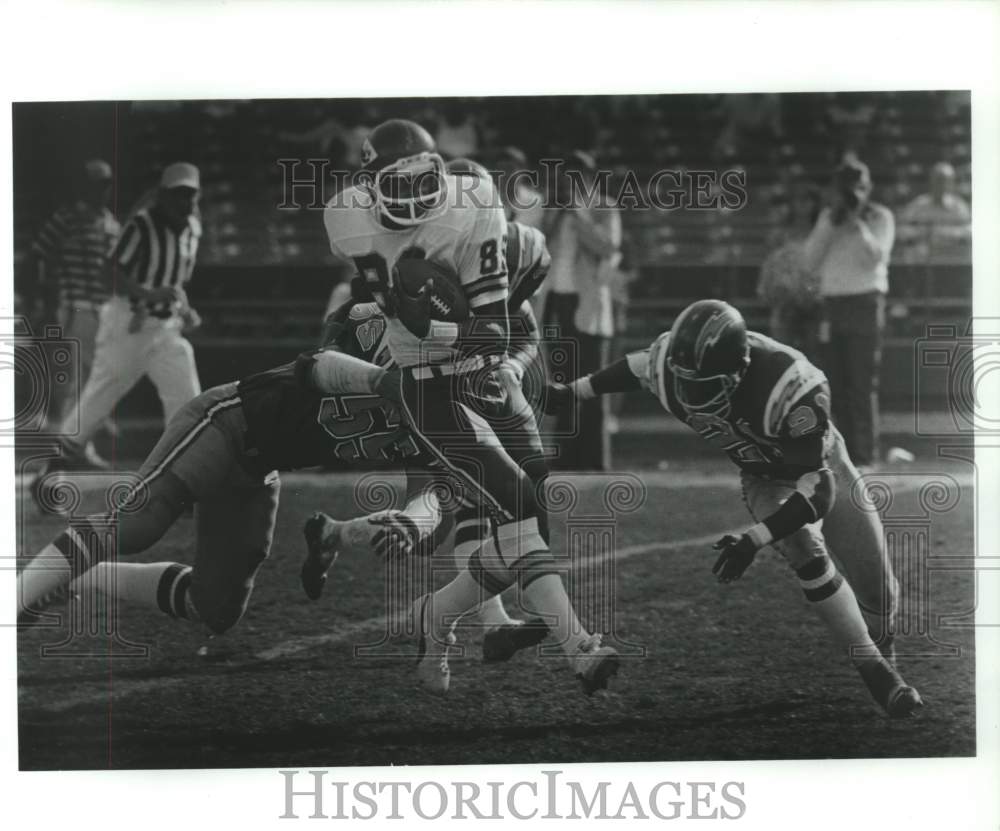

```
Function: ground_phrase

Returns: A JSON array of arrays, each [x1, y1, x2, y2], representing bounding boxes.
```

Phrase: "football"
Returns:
[[393, 258, 470, 322]]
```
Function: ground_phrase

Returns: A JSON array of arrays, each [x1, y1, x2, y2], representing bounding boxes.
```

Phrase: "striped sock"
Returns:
[[18, 527, 100, 614], [797, 556, 880, 662], [84, 562, 196, 621], [452, 508, 512, 627]]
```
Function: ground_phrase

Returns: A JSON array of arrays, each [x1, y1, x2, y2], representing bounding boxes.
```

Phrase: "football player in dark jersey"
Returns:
[[16, 345, 436, 637], [545, 299, 922, 718]]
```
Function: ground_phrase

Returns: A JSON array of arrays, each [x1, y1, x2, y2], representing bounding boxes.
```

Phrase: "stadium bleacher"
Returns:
[[12, 91, 971, 427]]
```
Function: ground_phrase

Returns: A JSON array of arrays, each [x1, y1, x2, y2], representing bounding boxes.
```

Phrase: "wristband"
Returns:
[[570, 376, 596, 401], [745, 523, 773, 550]]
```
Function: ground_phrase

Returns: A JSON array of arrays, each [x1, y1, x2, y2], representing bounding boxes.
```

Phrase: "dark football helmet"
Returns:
[[665, 299, 750, 417], [360, 119, 447, 226]]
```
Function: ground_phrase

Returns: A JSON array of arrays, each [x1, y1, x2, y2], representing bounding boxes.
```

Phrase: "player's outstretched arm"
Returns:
[[543, 350, 648, 415]]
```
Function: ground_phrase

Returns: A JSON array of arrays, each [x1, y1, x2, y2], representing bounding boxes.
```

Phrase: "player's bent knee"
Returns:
[[774, 526, 827, 571]]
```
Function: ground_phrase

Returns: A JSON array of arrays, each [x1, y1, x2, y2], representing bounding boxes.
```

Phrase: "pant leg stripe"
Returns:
[[397, 387, 512, 521], [118, 395, 242, 510]]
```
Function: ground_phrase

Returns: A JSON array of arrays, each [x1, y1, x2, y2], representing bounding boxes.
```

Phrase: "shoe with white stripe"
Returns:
[[300, 512, 341, 601], [412, 593, 455, 695], [573, 633, 620, 696]]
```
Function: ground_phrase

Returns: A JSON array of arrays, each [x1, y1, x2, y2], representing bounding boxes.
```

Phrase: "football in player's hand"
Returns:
[[393, 259, 470, 322]]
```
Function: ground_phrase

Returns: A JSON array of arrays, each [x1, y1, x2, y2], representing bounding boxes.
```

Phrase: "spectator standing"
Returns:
[[542, 151, 622, 471], [803, 158, 894, 467], [898, 161, 971, 264], [29, 160, 120, 458], [756, 184, 823, 358]]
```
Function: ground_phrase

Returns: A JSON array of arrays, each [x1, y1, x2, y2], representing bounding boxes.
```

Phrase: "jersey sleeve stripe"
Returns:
[[764, 359, 828, 437]]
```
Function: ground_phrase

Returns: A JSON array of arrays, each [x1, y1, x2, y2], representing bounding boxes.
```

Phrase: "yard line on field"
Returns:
[[22, 527, 733, 712], [21, 472, 970, 713], [252, 528, 736, 662]]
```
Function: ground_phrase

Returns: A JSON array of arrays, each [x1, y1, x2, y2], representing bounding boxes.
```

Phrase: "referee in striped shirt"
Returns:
[[30, 160, 120, 440], [46, 162, 205, 473]]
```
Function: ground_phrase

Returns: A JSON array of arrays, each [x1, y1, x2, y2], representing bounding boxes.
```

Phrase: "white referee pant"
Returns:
[[61, 295, 201, 446]]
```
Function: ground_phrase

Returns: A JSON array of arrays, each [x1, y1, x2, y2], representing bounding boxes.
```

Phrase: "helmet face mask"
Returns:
[[669, 361, 744, 417], [367, 152, 448, 226]]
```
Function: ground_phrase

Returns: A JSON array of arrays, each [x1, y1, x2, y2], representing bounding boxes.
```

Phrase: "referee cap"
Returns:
[[161, 162, 201, 190]]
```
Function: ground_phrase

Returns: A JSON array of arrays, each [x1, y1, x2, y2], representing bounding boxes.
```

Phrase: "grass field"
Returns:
[[16, 456, 977, 770]]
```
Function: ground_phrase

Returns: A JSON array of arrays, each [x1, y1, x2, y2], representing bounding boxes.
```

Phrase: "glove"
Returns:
[[711, 533, 759, 583], [542, 381, 575, 416], [369, 511, 417, 562], [390, 274, 432, 338]]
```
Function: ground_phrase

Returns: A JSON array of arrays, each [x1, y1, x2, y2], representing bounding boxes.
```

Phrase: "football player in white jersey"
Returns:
[[322, 119, 617, 696]]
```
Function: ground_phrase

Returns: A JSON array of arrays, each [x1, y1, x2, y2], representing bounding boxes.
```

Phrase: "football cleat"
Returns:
[[573, 633, 620, 696], [481, 617, 550, 663], [857, 658, 923, 718], [412, 593, 455, 695], [300, 512, 342, 601]]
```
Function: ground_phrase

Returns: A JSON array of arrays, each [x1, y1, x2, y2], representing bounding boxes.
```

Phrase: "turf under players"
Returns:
[[545, 299, 922, 718]]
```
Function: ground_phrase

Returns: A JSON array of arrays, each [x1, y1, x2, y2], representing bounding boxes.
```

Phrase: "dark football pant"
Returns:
[[396, 368, 539, 525], [72, 383, 279, 634], [822, 292, 884, 466]]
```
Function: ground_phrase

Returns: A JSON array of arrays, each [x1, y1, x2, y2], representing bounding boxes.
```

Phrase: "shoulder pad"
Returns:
[[763, 357, 829, 437], [348, 302, 382, 322]]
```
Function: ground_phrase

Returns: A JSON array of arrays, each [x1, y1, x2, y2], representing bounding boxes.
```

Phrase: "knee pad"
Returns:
[[774, 524, 827, 571], [494, 516, 556, 590]]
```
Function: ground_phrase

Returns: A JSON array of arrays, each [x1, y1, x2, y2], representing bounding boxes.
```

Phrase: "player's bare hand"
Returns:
[[391, 274, 432, 338], [711, 533, 758, 583]]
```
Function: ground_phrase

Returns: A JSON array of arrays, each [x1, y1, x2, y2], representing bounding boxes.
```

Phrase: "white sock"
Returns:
[[18, 543, 72, 613], [84, 562, 196, 621], [798, 558, 881, 663], [522, 573, 589, 660], [428, 569, 492, 634], [453, 534, 514, 628]]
